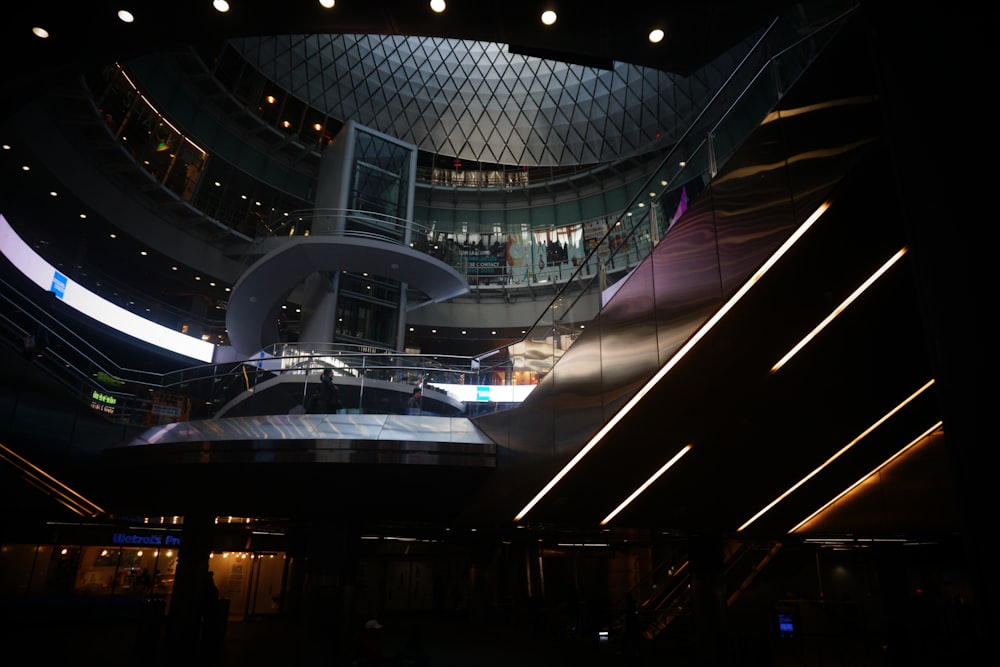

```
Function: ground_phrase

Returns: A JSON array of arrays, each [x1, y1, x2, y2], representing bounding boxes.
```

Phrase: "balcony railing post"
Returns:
[[358, 355, 366, 414]]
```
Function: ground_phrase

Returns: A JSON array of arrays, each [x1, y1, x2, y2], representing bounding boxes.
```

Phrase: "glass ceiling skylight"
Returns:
[[231, 34, 714, 168]]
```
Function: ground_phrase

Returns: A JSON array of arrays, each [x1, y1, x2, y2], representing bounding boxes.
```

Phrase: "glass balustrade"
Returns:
[[2, 5, 856, 428]]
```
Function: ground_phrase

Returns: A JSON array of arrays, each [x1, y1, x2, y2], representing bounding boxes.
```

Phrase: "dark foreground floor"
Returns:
[[1, 601, 895, 666], [1, 610, 666, 667]]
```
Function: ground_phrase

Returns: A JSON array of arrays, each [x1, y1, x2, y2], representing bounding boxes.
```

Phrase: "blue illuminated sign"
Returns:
[[50, 270, 67, 299], [112, 532, 181, 546]]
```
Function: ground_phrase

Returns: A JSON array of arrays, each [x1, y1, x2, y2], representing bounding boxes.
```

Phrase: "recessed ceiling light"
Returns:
[[31, 27, 49, 39], [117, 10, 135, 24], [649, 28, 665, 44], [429, 0, 445, 13], [213, 0, 230, 13], [541, 10, 557, 26], [319, 0, 336, 8]]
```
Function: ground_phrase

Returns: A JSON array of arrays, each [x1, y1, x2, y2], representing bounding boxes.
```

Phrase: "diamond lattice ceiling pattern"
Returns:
[[234, 34, 727, 167]]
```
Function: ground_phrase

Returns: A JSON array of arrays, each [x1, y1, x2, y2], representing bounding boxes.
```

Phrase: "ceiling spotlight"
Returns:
[[117, 10, 135, 23], [649, 28, 665, 44], [429, 0, 446, 13], [213, 0, 230, 13], [319, 0, 336, 8], [31, 26, 50, 39], [541, 10, 557, 26]]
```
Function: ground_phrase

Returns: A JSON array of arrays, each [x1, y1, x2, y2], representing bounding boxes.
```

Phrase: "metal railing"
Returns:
[[488, 5, 859, 380], [3, 4, 857, 431], [0, 275, 519, 425]]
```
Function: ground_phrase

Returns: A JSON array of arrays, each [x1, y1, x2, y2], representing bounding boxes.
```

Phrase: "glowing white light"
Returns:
[[514, 201, 832, 522], [738, 379, 937, 532], [0, 214, 215, 363]]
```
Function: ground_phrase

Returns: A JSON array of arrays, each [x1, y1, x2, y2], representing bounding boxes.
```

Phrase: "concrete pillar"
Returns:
[[164, 513, 216, 661], [688, 532, 730, 665]]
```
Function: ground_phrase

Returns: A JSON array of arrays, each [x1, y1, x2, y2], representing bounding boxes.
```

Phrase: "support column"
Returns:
[[294, 519, 363, 666], [688, 532, 730, 665], [299, 271, 339, 348], [164, 513, 216, 661]]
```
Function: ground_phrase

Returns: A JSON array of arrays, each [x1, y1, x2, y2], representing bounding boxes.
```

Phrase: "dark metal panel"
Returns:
[[125, 414, 494, 447], [599, 258, 662, 415], [468, 26, 948, 537]]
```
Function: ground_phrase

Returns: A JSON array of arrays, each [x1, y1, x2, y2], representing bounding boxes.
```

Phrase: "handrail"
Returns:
[[1, 272, 524, 425], [473, 4, 859, 377], [2, 4, 857, 429]]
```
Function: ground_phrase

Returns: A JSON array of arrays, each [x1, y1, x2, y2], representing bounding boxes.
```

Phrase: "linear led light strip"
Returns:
[[600, 444, 692, 525], [514, 201, 832, 522], [788, 420, 943, 534], [737, 378, 936, 533], [116, 65, 209, 157], [770, 246, 908, 373], [0, 443, 106, 517]]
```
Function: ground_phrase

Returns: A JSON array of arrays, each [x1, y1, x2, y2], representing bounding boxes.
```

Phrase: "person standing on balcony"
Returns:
[[406, 387, 422, 415], [318, 368, 342, 413]]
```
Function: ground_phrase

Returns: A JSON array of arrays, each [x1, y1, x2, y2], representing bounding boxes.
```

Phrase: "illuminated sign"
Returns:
[[90, 390, 118, 415], [112, 532, 181, 546], [1, 214, 215, 363], [51, 270, 67, 299], [431, 383, 535, 403]]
